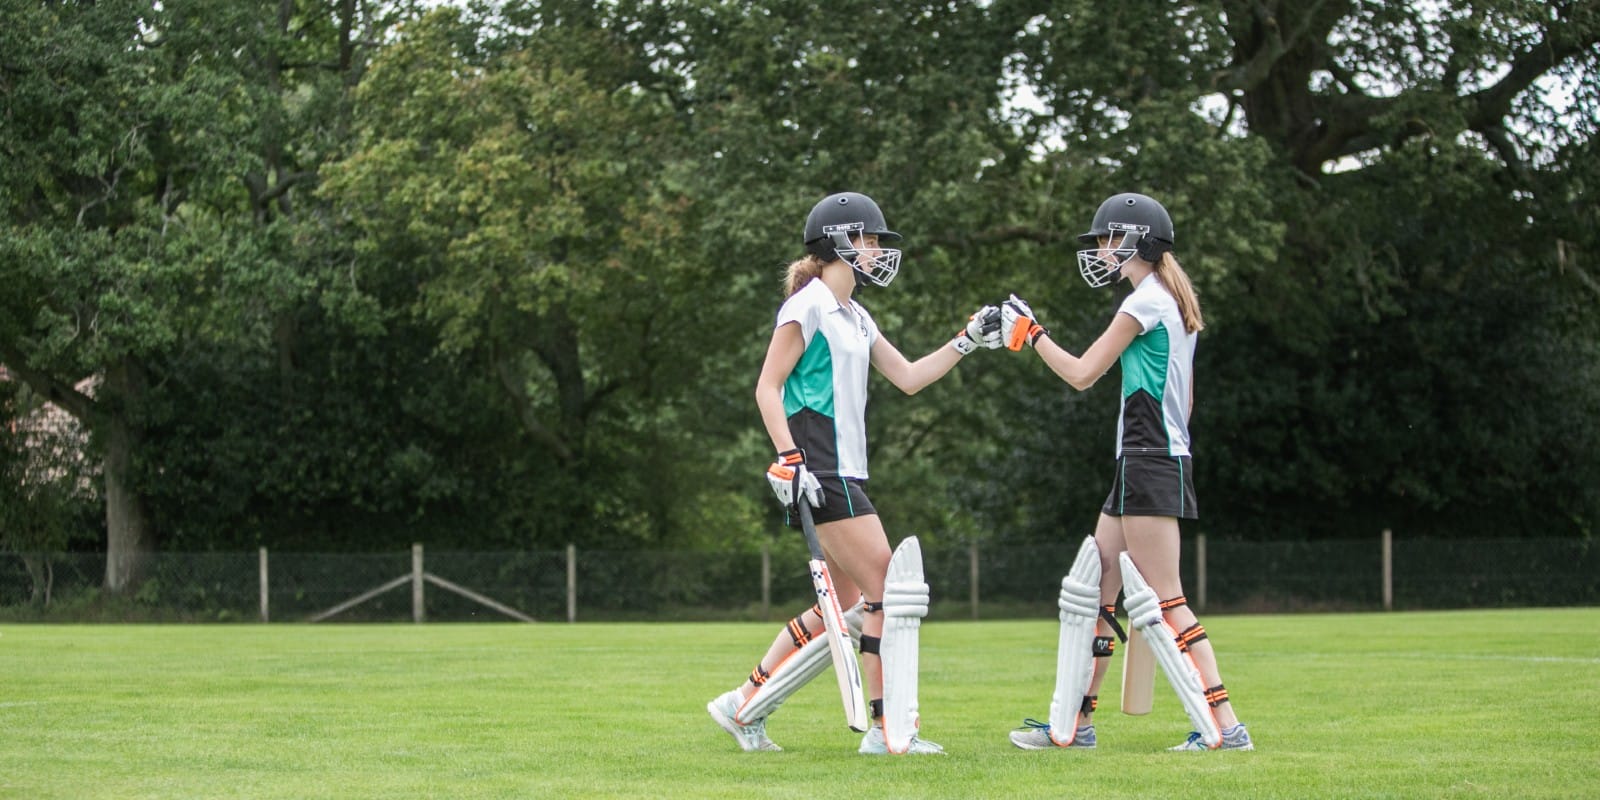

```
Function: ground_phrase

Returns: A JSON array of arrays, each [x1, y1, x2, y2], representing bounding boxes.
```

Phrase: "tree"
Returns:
[[321, 8, 743, 547], [0, 0, 396, 588], [982, 0, 1600, 541]]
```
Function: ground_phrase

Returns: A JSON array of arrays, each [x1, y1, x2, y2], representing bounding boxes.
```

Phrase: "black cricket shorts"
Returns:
[[1101, 454, 1198, 519], [787, 476, 877, 528]]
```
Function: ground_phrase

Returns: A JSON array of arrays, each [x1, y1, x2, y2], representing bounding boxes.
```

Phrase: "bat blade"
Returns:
[[1120, 626, 1155, 715], [797, 501, 867, 732], [810, 557, 868, 731]]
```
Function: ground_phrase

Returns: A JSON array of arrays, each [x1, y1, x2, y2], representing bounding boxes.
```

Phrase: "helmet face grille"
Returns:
[[827, 226, 901, 287], [1075, 225, 1144, 288], [1076, 251, 1120, 288]]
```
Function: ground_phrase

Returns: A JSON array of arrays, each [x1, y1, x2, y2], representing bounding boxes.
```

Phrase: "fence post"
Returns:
[[1196, 534, 1207, 612], [259, 546, 269, 623], [566, 544, 577, 623], [1382, 529, 1393, 611], [412, 543, 425, 623], [969, 539, 980, 620], [761, 540, 771, 621]]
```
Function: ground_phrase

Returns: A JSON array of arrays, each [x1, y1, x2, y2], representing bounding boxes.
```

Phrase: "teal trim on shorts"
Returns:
[[841, 478, 855, 517], [1177, 458, 1185, 516], [1118, 459, 1127, 514]]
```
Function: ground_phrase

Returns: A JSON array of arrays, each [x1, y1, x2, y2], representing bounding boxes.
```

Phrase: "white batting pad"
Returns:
[[1048, 536, 1102, 742], [880, 536, 930, 754], [738, 602, 864, 724], [1119, 552, 1220, 748]]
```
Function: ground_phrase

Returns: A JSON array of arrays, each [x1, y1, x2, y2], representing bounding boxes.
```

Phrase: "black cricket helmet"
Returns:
[[1075, 193, 1174, 288], [803, 192, 903, 287]]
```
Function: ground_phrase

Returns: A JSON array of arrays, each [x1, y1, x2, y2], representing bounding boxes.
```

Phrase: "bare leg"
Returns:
[[816, 514, 891, 707], [1121, 515, 1240, 729]]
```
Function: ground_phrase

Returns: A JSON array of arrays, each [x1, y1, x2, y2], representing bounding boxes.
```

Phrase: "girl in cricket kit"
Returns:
[[1003, 192, 1253, 751], [707, 191, 1002, 755]]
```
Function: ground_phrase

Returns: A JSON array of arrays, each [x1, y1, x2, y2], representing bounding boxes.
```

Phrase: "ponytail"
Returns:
[[1156, 253, 1204, 334], [783, 255, 826, 298]]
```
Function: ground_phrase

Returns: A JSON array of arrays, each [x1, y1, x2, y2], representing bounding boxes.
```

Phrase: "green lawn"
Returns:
[[3, 608, 1597, 799]]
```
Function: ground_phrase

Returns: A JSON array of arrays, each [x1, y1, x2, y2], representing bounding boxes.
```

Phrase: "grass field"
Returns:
[[3, 608, 1598, 799]]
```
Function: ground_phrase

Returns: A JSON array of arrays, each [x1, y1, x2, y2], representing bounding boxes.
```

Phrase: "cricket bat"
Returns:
[[796, 501, 869, 732], [1120, 625, 1156, 715]]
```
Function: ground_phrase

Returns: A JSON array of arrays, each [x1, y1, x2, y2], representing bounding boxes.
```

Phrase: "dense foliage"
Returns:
[[2, 0, 1596, 590]]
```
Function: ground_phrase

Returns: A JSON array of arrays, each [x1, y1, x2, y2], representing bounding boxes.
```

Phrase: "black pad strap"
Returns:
[[1176, 623, 1207, 653], [1099, 605, 1128, 642], [787, 614, 814, 648], [1205, 684, 1229, 708], [1080, 695, 1098, 714], [862, 600, 884, 613], [869, 698, 884, 719], [859, 635, 881, 655], [1092, 636, 1116, 658]]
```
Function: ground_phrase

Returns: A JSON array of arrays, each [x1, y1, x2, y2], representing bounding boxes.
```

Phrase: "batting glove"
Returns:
[[1002, 293, 1049, 350], [951, 304, 1003, 354], [766, 448, 824, 510]]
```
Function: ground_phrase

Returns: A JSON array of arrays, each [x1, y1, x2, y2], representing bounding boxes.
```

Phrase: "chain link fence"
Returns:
[[1, 536, 1594, 622]]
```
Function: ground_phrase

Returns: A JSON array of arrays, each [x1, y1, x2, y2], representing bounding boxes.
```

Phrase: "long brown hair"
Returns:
[[1155, 252, 1204, 334], [783, 254, 826, 298]]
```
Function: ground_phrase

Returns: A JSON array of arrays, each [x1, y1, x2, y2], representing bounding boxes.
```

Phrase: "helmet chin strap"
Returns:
[[1107, 249, 1138, 281], [830, 231, 872, 289]]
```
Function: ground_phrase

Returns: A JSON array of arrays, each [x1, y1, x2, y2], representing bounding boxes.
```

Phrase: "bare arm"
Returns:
[[870, 335, 965, 396], [755, 322, 806, 452], [1033, 312, 1142, 391]]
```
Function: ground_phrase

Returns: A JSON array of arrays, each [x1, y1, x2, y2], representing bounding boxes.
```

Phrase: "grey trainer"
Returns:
[[1009, 718, 1096, 749], [1169, 723, 1254, 751]]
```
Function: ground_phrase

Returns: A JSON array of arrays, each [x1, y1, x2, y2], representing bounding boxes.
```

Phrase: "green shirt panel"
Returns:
[[783, 334, 836, 419], [1122, 324, 1170, 401]]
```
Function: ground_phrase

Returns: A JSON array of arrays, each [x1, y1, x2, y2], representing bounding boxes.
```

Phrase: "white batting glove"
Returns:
[[1001, 293, 1048, 350], [951, 304, 1003, 354], [766, 448, 824, 509]]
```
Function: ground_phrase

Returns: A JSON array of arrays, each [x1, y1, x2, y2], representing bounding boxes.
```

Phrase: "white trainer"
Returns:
[[858, 724, 945, 755], [1008, 718, 1095, 749], [707, 690, 781, 752]]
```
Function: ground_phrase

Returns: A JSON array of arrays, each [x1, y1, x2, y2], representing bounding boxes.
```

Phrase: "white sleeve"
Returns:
[[775, 283, 822, 344], [1117, 288, 1163, 334]]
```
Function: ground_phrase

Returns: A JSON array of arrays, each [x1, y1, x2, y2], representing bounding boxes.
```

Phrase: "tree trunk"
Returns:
[[22, 555, 50, 606], [101, 360, 152, 594]]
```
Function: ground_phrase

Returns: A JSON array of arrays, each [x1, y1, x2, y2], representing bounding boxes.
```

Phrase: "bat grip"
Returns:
[[795, 500, 826, 561]]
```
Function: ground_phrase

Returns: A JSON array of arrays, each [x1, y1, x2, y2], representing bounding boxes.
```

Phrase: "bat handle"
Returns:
[[795, 500, 825, 561]]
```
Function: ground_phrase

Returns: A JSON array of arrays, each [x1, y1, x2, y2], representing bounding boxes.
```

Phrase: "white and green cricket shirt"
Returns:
[[775, 277, 879, 479], [1115, 274, 1198, 458]]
